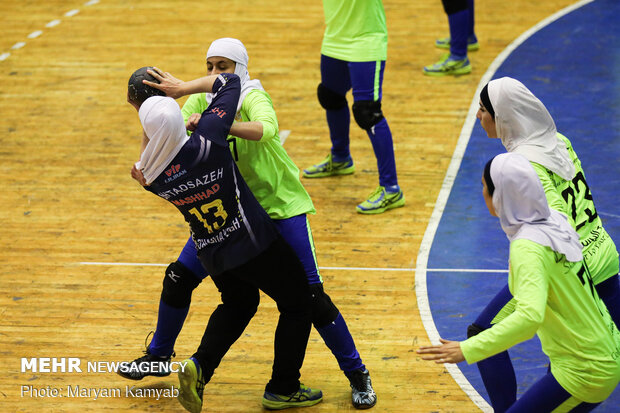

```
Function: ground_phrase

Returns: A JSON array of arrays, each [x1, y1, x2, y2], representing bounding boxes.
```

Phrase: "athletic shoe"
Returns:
[[302, 153, 355, 178], [435, 37, 480, 51], [346, 368, 377, 409], [356, 186, 405, 214], [177, 358, 205, 413], [262, 384, 323, 410], [117, 333, 175, 380], [423, 54, 472, 77]]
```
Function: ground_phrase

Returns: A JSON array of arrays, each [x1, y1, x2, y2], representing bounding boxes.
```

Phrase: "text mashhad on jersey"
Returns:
[[158, 168, 224, 199]]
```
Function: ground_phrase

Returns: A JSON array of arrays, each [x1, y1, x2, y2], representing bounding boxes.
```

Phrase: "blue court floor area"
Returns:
[[426, 0, 620, 410]]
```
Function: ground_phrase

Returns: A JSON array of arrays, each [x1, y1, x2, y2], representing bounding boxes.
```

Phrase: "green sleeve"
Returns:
[[531, 162, 571, 221], [241, 90, 278, 142], [181, 93, 208, 124], [460, 240, 548, 364]]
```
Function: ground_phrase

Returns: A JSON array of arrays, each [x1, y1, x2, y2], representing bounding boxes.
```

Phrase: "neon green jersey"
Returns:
[[531, 133, 619, 284], [182, 90, 315, 220], [461, 239, 620, 403], [321, 0, 388, 62]]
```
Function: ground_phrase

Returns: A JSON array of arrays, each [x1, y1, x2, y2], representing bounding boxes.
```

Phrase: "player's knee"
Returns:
[[236, 290, 260, 318], [352, 100, 384, 130], [309, 283, 339, 327], [317, 83, 347, 111], [221, 285, 260, 315], [442, 0, 468, 15], [237, 299, 259, 322], [161, 261, 202, 308], [467, 323, 486, 338]]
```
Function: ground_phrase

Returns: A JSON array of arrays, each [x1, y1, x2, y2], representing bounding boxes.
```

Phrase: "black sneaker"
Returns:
[[345, 368, 377, 409], [117, 349, 174, 380], [117, 332, 175, 380]]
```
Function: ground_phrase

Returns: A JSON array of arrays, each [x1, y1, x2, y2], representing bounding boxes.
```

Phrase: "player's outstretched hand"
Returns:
[[417, 338, 465, 364], [186, 113, 201, 131], [144, 67, 185, 99]]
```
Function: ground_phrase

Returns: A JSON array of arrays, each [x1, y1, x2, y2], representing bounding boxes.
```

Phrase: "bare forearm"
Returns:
[[229, 121, 263, 141], [179, 75, 219, 96], [144, 68, 220, 99]]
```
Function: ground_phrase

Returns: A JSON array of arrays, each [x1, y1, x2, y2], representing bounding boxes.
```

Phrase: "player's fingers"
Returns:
[[142, 79, 162, 90], [146, 68, 164, 81], [420, 354, 444, 361], [417, 346, 440, 353]]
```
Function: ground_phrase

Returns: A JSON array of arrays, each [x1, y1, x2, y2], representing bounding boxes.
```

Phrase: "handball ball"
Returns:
[[128, 66, 165, 105]]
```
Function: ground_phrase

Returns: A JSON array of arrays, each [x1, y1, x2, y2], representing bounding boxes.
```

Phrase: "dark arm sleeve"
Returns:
[[195, 74, 241, 146]]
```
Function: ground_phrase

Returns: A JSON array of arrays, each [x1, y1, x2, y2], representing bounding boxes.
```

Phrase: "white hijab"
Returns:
[[488, 77, 575, 181], [136, 96, 188, 185], [205, 38, 264, 113], [489, 152, 582, 262]]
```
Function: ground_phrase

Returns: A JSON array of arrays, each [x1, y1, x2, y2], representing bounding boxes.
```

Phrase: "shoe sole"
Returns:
[[436, 43, 480, 51], [423, 66, 472, 77], [356, 196, 406, 215], [353, 398, 377, 409], [116, 370, 171, 381], [262, 396, 323, 410], [302, 167, 355, 178], [177, 366, 202, 413]]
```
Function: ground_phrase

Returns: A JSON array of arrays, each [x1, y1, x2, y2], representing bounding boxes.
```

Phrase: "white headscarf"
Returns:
[[489, 152, 582, 262], [487, 77, 575, 181], [205, 38, 264, 113], [136, 96, 188, 185]]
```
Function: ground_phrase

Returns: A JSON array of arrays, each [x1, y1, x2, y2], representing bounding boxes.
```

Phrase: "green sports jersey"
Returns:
[[321, 0, 388, 62], [461, 239, 620, 403], [182, 90, 315, 220], [531, 133, 619, 284]]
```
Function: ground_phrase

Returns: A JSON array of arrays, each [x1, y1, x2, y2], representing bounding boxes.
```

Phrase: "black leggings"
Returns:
[[193, 236, 312, 395]]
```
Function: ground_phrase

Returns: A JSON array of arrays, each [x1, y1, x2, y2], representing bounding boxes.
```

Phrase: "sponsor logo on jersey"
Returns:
[[163, 164, 187, 184], [165, 164, 181, 177]]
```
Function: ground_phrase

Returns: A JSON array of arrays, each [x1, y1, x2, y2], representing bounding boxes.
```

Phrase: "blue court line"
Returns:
[[416, 0, 620, 411]]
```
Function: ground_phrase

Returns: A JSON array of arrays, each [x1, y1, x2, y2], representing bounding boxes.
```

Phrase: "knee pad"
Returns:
[[317, 83, 347, 111], [161, 261, 202, 308], [309, 283, 339, 327], [352, 100, 384, 130], [442, 0, 468, 14], [467, 323, 486, 338]]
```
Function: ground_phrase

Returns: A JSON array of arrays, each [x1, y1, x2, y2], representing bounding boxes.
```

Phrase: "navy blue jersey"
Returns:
[[146, 74, 278, 275]]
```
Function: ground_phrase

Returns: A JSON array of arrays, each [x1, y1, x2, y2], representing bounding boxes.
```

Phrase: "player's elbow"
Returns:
[[520, 312, 544, 338]]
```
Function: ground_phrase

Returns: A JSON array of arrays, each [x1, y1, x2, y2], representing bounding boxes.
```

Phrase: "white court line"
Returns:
[[79, 261, 508, 273], [279, 130, 291, 144], [413, 1, 594, 411], [599, 211, 620, 219], [0, 1, 100, 63], [81, 262, 168, 267]]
